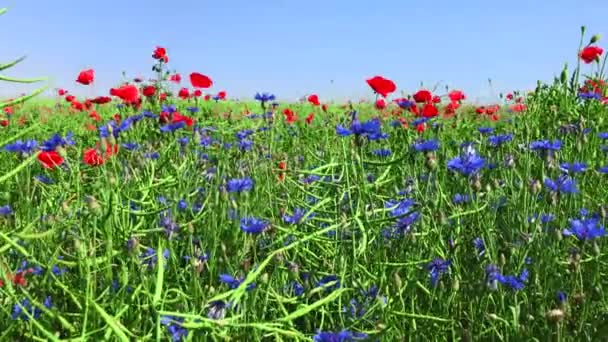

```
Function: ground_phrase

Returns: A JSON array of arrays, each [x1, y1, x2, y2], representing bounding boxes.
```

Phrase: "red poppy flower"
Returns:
[[413, 90, 433, 103], [416, 123, 426, 133], [76, 69, 94, 85], [579, 46, 603, 64], [159, 111, 171, 124], [204, 94, 211, 101], [71, 101, 84, 111], [190, 72, 213, 88], [173, 112, 194, 126], [90, 96, 112, 104], [432, 95, 441, 103], [193, 90, 202, 97], [444, 101, 459, 116], [475, 106, 485, 114], [307, 94, 320, 106], [178, 88, 190, 99], [89, 110, 101, 121], [422, 103, 438, 118], [278, 161, 287, 170], [506, 93, 514, 100], [375, 98, 386, 110], [169, 74, 181, 83], [217, 91, 227, 100], [65, 95, 76, 103], [510, 103, 527, 112], [366, 76, 397, 98], [282, 108, 297, 124], [110, 85, 139, 103], [58, 89, 68, 96], [83, 148, 105, 166], [159, 93, 167, 102], [448, 90, 465, 102], [143, 86, 156, 97], [321, 104, 328, 112], [152, 47, 169, 63], [305, 113, 314, 124], [37, 151, 64, 169], [0, 119, 8, 127]]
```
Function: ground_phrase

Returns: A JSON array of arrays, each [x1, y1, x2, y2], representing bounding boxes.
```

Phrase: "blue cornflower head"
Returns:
[[121, 142, 139, 151], [578, 91, 602, 100], [11, 298, 42, 321], [236, 129, 255, 140], [283, 208, 313, 225], [207, 300, 227, 320], [530, 139, 562, 152], [219, 274, 256, 291], [51, 264, 67, 276], [563, 216, 605, 241], [240, 217, 269, 234], [559, 162, 587, 174], [0, 205, 13, 216], [413, 139, 439, 152], [144, 151, 160, 159], [301, 174, 321, 185], [473, 237, 486, 257], [34, 175, 53, 184], [41, 132, 75, 151], [452, 193, 471, 204], [177, 199, 188, 211], [397, 99, 414, 109], [426, 258, 451, 287], [186, 106, 199, 114], [385, 198, 415, 217], [254, 92, 276, 103], [140, 248, 170, 269], [598, 132, 608, 139], [544, 175, 578, 194], [528, 213, 555, 224], [4, 140, 38, 154], [313, 330, 368, 342], [599, 165, 608, 174], [177, 137, 189, 146], [447, 145, 485, 177], [488, 134, 514, 147], [160, 211, 180, 239], [160, 121, 186, 133], [142, 110, 158, 119], [556, 291, 567, 305], [238, 139, 253, 151], [160, 316, 188, 341], [226, 177, 254, 193], [411, 117, 430, 126], [478, 127, 494, 134], [161, 104, 177, 114], [497, 269, 528, 291], [289, 280, 305, 296], [336, 118, 387, 140], [315, 275, 341, 293], [372, 148, 392, 157]]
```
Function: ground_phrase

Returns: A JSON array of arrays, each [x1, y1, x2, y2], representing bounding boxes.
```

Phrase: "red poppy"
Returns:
[[159, 93, 167, 102], [282, 108, 297, 124], [71, 101, 84, 111], [37, 151, 64, 169], [58, 89, 68, 96], [178, 88, 190, 99], [366, 76, 397, 98], [76, 69, 94, 85], [416, 123, 426, 133], [217, 91, 227, 100], [375, 98, 386, 110], [190, 72, 213, 88], [159, 111, 171, 124], [152, 47, 169, 63], [110, 85, 139, 103], [307, 94, 320, 106], [321, 104, 328, 112], [83, 148, 105, 166], [422, 103, 438, 118], [173, 112, 194, 126], [89, 110, 101, 121], [143, 86, 156, 97], [444, 101, 459, 116], [193, 90, 202, 97], [90, 96, 112, 104], [432, 95, 441, 103], [413, 90, 433, 103], [305, 113, 314, 124], [204, 94, 211, 101], [510, 103, 527, 112], [506, 93, 514, 100], [579, 46, 603, 64], [278, 161, 287, 170], [448, 90, 466, 102], [0, 119, 8, 127], [475, 106, 485, 114], [113, 114, 121, 123], [65, 95, 75, 103], [491, 114, 499, 121], [169, 74, 181, 83]]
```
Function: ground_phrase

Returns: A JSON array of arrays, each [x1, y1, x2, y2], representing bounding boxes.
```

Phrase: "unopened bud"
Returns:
[[590, 34, 601, 44], [546, 309, 565, 323]]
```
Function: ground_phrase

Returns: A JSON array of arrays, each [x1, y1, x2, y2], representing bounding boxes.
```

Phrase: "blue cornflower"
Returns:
[[598, 132, 608, 139], [530, 139, 562, 152], [34, 175, 53, 184], [563, 216, 605, 241], [186, 106, 199, 114], [283, 208, 313, 225], [313, 330, 368, 342], [238, 139, 253, 151], [385, 198, 415, 217], [219, 274, 256, 291], [236, 129, 255, 140], [413, 139, 439, 152], [372, 148, 392, 157], [160, 211, 180, 239], [289, 281, 305, 296], [578, 92, 602, 100], [301, 174, 321, 184], [544, 175, 578, 194], [452, 193, 471, 204], [177, 199, 188, 211], [160, 121, 186, 133], [498, 269, 528, 291], [226, 177, 254, 193], [162, 104, 177, 113], [121, 142, 139, 151], [51, 264, 67, 276], [473, 237, 486, 257], [556, 291, 567, 305], [447, 145, 485, 177], [12, 298, 42, 321], [411, 117, 430, 126], [240, 217, 269, 234], [396, 99, 414, 109], [40, 132, 75, 151], [600, 165, 608, 174], [559, 162, 587, 174], [427, 258, 451, 287], [315, 275, 341, 293], [207, 301, 227, 320], [140, 248, 170, 269], [488, 134, 513, 147], [144, 152, 160, 159], [160, 316, 188, 341], [478, 127, 494, 134], [0, 205, 14, 216], [254, 92, 276, 103], [177, 137, 189, 146], [336, 118, 387, 140], [4, 140, 38, 154]]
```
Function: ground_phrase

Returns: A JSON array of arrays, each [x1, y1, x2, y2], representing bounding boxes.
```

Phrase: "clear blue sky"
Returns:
[[1, 0, 606, 103]]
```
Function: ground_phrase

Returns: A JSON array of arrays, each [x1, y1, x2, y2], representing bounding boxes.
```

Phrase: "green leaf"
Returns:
[[1, 84, 47, 108], [0, 55, 26, 71], [0, 74, 47, 83]]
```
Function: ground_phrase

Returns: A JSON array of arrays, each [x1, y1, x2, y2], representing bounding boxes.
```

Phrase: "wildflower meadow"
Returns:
[[1, 6, 608, 341]]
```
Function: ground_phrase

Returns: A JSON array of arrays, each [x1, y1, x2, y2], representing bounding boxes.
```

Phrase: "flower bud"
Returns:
[[589, 34, 601, 44]]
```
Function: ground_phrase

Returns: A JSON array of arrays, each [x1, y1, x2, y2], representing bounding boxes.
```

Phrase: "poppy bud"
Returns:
[[589, 34, 601, 44], [560, 64, 568, 84]]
